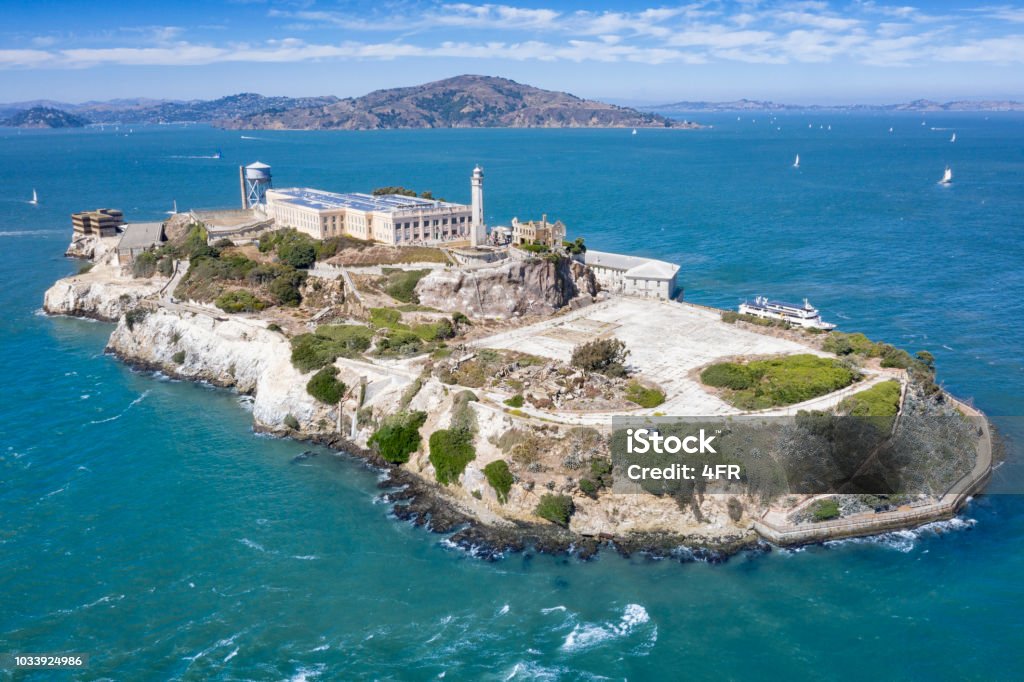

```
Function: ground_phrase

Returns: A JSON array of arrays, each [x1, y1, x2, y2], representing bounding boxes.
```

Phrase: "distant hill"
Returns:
[[77, 93, 341, 124], [646, 98, 1024, 113], [2, 106, 89, 128], [221, 75, 694, 130]]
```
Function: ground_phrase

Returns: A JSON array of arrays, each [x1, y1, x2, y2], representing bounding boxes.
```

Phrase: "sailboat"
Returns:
[[214, 148, 223, 159], [29, 189, 38, 205], [631, 128, 637, 136], [939, 166, 953, 185], [950, 133, 956, 143], [889, 127, 894, 133], [793, 154, 800, 168], [166, 199, 178, 215]]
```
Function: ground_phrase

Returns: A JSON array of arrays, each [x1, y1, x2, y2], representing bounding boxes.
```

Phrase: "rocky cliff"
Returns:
[[414, 257, 597, 319], [44, 275, 165, 322]]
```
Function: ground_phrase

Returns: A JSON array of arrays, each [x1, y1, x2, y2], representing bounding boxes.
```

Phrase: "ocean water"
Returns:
[[2, 115, 1024, 679]]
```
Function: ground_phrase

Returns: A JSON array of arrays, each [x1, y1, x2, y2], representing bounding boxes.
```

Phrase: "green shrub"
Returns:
[[377, 329, 423, 356], [278, 241, 316, 269], [215, 290, 265, 313], [306, 365, 347, 404], [267, 323, 283, 333], [878, 344, 914, 369], [77, 261, 95, 275], [483, 460, 514, 503], [283, 414, 300, 431], [171, 350, 186, 364], [701, 363, 757, 390], [810, 498, 840, 521], [579, 478, 598, 497], [124, 307, 149, 330], [368, 411, 427, 463], [535, 494, 575, 527], [571, 338, 629, 377], [504, 394, 524, 408], [267, 269, 306, 306], [429, 429, 476, 484], [625, 382, 665, 408], [823, 332, 877, 356], [132, 251, 159, 278], [383, 268, 430, 303], [519, 242, 549, 253]]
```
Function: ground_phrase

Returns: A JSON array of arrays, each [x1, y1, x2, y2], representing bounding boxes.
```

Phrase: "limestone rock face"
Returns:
[[43, 276, 164, 322], [106, 308, 324, 430], [414, 258, 597, 319]]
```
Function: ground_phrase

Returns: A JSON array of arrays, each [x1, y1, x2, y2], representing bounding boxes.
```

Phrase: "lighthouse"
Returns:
[[470, 165, 485, 247]]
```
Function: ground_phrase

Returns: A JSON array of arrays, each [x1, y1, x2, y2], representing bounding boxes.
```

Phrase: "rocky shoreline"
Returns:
[[44, 236, 991, 564]]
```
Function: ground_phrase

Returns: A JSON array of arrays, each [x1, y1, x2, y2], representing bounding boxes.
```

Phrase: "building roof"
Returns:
[[584, 249, 679, 281], [246, 161, 271, 169], [269, 187, 466, 214], [623, 260, 680, 280], [117, 222, 164, 250]]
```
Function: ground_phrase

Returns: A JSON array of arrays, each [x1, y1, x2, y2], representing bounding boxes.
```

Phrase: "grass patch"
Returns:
[[382, 268, 430, 304], [810, 498, 840, 522], [504, 394, 524, 408], [839, 379, 901, 417], [290, 325, 373, 372], [625, 382, 665, 408], [368, 411, 428, 464], [700, 354, 857, 410], [483, 460, 514, 503]]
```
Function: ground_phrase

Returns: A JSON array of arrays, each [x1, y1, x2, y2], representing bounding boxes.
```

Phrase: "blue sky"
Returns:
[[1, 0, 1022, 103]]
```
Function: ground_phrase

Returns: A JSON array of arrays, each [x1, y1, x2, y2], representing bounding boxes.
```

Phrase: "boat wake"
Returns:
[[88, 390, 150, 425]]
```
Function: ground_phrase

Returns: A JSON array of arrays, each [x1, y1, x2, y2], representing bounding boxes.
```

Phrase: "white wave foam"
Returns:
[[223, 648, 238, 662], [561, 603, 651, 652], [88, 390, 150, 424], [289, 664, 326, 681], [540, 606, 567, 614], [238, 538, 267, 553], [824, 517, 977, 553], [497, 604, 510, 616], [292, 554, 318, 561]]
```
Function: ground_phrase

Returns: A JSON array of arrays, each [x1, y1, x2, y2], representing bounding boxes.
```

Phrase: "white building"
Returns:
[[584, 250, 680, 300], [471, 165, 485, 247], [265, 188, 473, 245]]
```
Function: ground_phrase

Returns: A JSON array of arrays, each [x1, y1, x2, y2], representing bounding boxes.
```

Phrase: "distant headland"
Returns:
[[1, 75, 696, 131]]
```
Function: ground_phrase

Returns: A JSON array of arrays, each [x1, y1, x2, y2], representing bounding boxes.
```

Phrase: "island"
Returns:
[[44, 165, 992, 561]]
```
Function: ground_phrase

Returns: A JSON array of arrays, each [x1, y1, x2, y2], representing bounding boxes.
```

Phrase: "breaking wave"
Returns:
[[561, 603, 653, 652]]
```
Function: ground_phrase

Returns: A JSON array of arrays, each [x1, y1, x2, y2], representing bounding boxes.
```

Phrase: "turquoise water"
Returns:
[[2, 116, 1024, 679]]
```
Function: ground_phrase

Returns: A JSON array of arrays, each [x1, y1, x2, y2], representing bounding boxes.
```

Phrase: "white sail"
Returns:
[[30, 189, 38, 205], [950, 133, 956, 143], [631, 128, 637, 135], [939, 166, 953, 184], [793, 154, 800, 168]]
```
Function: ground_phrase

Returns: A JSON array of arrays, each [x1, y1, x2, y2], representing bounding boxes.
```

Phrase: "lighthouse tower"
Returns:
[[470, 165, 485, 247]]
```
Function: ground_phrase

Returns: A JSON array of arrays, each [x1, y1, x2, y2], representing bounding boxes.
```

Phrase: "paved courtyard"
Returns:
[[473, 297, 876, 416]]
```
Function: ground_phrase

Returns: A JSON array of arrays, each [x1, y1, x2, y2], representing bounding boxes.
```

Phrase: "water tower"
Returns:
[[240, 161, 272, 209]]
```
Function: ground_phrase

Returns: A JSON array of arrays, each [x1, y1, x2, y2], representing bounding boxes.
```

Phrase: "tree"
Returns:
[[570, 338, 629, 377]]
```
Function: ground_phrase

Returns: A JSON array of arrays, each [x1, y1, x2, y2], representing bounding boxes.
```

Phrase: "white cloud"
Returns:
[[4, 2, 1024, 71]]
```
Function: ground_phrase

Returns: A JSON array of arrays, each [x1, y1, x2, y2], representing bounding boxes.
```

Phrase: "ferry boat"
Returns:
[[738, 296, 836, 330]]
